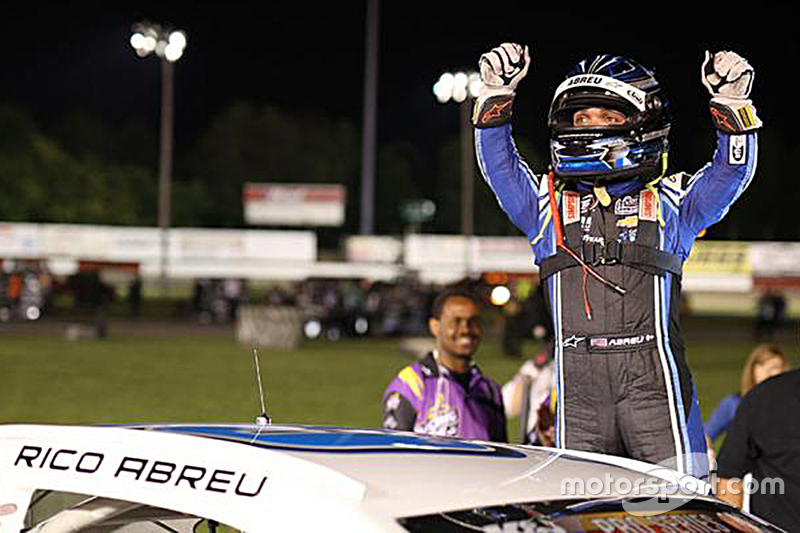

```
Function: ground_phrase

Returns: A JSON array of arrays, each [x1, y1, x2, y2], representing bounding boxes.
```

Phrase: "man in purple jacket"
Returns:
[[382, 286, 507, 442]]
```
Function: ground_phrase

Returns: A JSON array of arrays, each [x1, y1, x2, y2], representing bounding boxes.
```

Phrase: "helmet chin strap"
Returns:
[[645, 152, 670, 186], [593, 184, 612, 207]]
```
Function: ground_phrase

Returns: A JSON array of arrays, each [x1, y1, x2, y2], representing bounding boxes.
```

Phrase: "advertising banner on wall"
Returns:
[[243, 183, 346, 227]]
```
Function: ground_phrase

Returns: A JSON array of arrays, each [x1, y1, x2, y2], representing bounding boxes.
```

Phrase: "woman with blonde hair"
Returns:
[[705, 344, 789, 444]]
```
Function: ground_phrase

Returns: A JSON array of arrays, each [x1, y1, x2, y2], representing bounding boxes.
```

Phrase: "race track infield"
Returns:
[[1, 314, 797, 449]]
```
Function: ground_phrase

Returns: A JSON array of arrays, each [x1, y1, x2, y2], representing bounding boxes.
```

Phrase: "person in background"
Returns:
[[705, 343, 789, 446], [127, 275, 142, 317], [754, 291, 786, 341], [716, 368, 800, 531], [502, 341, 554, 444], [532, 395, 556, 447], [382, 285, 507, 441]]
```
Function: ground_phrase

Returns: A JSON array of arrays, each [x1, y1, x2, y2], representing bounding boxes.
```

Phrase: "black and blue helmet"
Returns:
[[548, 54, 671, 183]]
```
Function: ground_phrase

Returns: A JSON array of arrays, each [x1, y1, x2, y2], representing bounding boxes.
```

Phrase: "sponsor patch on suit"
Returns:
[[563, 191, 580, 225], [729, 135, 746, 165]]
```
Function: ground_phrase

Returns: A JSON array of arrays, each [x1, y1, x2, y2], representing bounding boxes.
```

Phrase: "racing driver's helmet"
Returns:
[[548, 54, 671, 184]]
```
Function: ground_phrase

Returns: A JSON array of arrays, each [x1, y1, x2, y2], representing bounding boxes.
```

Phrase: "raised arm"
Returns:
[[680, 51, 761, 241], [473, 43, 546, 241]]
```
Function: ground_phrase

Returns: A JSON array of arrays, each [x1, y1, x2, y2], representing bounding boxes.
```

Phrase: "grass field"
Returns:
[[1, 315, 797, 446]]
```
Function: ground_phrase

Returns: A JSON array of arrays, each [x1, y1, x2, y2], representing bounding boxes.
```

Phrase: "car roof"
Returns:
[[0, 423, 711, 533]]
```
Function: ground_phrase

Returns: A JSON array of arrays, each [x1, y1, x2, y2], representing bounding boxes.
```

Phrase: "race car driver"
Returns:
[[473, 45, 761, 480]]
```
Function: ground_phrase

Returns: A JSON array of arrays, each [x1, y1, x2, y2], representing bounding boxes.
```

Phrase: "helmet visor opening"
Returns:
[[550, 91, 652, 135]]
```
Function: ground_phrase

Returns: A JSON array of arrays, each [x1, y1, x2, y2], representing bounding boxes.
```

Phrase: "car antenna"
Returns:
[[252, 345, 271, 426]]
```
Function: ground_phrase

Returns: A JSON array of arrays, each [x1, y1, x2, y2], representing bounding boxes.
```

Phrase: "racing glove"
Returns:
[[702, 51, 762, 133], [472, 43, 530, 128]]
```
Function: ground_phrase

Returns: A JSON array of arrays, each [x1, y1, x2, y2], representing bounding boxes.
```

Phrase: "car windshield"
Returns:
[[399, 496, 779, 532], [23, 491, 242, 533]]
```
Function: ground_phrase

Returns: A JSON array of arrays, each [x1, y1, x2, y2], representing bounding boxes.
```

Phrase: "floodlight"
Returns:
[[168, 30, 187, 49], [164, 42, 184, 62], [490, 286, 512, 306]]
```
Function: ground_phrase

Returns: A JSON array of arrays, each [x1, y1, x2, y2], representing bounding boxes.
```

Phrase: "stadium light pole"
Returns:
[[130, 22, 187, 296], [433, 71, 482, 274], [359, 0, 379, 235]]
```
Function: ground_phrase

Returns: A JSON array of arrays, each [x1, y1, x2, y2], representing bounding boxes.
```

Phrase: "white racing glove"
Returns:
[[472, 43, 530, 128], [702, 51, 762, 133]]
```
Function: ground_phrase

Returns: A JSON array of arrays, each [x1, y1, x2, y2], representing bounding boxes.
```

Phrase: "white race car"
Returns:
[[0, 424, 782, 532]]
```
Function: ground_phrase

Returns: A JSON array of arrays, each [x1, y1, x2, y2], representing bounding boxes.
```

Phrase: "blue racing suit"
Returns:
[[476, 124, 757, 480]]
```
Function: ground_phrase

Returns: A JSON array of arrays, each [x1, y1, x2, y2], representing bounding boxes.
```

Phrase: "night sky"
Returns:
[[1, 4, 796, 220]]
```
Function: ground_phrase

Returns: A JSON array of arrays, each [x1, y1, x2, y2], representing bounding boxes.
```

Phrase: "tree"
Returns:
[[431, 133, 548, 236], [373, 142, 425, 234], [185, 102, 360, 229], [0, 104, 157, 225]]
